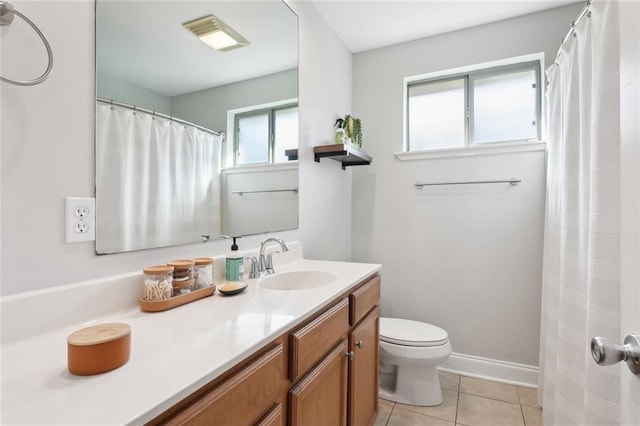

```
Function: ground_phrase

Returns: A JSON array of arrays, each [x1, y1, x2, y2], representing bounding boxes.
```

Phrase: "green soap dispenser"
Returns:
[[225, 237, 244, 282]]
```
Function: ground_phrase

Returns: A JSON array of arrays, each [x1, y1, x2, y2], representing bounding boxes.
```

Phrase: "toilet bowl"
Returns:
[[378, 317, 452, 406]]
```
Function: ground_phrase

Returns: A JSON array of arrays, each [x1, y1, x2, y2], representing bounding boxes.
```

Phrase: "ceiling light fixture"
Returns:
[[182, 14, 250, 52]]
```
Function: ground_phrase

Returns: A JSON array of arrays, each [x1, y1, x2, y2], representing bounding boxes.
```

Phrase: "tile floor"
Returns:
[[376, 371, 542, 426]]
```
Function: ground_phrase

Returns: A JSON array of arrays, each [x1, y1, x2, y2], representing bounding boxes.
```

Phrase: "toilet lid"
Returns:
[[380, 317, 449, 347]]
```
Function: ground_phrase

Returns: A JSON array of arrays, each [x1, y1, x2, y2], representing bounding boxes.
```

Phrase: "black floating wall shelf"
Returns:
[[313, 144, 373, 170], [284, 149, 298, 161]]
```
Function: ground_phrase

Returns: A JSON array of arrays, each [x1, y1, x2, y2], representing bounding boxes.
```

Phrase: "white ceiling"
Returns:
[[97, 1, 298, 97], [312, 0, 580, 53], [97, 1, 580, 98]]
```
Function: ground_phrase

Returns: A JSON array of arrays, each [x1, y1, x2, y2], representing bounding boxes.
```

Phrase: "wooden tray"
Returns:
[[140, 286, 216, 312]]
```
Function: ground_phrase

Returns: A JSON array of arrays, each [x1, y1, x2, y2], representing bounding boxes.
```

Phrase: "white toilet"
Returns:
[[378, 317, 452, 406]]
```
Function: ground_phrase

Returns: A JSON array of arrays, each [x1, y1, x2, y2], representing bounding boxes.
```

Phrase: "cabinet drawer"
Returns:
[[349, 275, 380, 326], [166, 343, 284, 426], [290, 298, 349, 382]]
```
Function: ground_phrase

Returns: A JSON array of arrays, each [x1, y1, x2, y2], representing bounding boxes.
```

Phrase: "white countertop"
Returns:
[[1, 254, 380, 425]]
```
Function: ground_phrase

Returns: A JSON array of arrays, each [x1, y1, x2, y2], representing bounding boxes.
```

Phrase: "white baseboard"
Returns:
[[439, 352, 539, 388]]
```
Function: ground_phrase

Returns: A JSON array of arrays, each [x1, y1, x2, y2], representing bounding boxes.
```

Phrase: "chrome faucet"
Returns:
[[258, 238, 289, 277]]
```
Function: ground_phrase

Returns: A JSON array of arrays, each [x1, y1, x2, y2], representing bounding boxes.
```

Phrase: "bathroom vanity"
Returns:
[[150, 273, 380, 425], [0, 244, 381, 425]]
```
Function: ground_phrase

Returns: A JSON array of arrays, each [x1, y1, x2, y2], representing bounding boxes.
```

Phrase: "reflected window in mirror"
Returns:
[[232, 102, 299, 166], [274, 105, 298, 163]]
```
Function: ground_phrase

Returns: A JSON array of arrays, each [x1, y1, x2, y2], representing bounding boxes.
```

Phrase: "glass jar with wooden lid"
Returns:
[[194, 257, 214, 290], [143, 265, 174, 301], [167, 259, 195, 295]]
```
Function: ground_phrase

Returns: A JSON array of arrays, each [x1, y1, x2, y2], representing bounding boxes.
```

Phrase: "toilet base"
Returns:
[[378, 365, 444, 406]]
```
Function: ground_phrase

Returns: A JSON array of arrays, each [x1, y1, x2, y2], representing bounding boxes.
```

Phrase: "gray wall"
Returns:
[[171, 69, 298, 133], [351, 4, 582, 367], [98, 68, 296, 135], [292, 0, 353, 262], [97, 72, 171, 114], [0, 0, 352, 296]]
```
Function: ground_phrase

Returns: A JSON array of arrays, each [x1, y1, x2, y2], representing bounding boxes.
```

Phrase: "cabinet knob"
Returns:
[[356, 340, 364, 349], [346, 351, 354, 360]]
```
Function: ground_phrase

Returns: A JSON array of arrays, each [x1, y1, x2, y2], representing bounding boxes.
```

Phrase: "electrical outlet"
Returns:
[[74, 206, 89, 219], [65, 197, 95, 243], [74, 222, 89, 234]]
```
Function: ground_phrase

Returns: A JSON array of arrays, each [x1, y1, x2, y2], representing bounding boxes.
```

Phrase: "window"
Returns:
[[408, 78, 466, 151], [234, 104, 298, 166], [406, 61, 541, 152]]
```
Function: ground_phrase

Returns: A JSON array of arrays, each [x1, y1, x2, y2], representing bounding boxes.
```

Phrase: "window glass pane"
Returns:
[[473, 69, 538, 143], [408, 78, 465, 151], [236, 113, 269, 165], [274, 106, 298, 163]]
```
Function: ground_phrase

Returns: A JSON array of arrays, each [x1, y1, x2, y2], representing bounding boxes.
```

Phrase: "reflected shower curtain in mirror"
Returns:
[[96, 103, 222, 253], [539, 0, 620, 424]]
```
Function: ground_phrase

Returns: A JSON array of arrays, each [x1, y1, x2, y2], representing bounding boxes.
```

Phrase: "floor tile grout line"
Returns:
[[384, 402, 395, 426], [454, 374, 461, 425], [518, 388, 526, 426], [458, 390, 522, 406]]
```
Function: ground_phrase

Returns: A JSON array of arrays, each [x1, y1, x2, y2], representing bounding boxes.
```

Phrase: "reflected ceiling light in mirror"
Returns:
[[182, 14, 250, 52]]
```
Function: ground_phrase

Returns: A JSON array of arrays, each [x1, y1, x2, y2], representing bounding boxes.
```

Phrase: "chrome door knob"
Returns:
[[591, 334, 640, 375]]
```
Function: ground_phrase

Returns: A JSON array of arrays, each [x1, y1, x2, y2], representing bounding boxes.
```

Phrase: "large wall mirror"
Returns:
[[95, 0, 299, 254]]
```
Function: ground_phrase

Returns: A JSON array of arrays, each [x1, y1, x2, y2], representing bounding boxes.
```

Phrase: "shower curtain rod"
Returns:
[[97, 97, 223, 137], [554, 0, 591, 64]]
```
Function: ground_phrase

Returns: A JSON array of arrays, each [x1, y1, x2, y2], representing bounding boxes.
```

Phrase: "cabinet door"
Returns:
[[289, 340, 348, 426], [255, 403, 283, 426], [348, 307, 379, 426]]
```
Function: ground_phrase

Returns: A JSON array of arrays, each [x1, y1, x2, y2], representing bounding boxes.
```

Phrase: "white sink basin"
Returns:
[[259, 270, 337, 290]]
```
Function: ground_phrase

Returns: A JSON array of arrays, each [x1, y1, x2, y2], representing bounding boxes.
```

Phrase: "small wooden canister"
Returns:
[[167, 259, 195, 295], [67, 323, 131, 376]]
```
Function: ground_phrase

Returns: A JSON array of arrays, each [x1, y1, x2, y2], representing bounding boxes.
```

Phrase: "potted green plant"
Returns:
[[344, 115, 362, 149]]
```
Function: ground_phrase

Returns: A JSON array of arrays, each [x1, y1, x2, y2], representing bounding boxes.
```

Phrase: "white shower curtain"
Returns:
[[96, 103, 223, 253], [539, 0, 621, 424]]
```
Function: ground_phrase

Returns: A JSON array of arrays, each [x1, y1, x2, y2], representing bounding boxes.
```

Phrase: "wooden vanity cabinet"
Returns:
[[148, 273, 380, 426]]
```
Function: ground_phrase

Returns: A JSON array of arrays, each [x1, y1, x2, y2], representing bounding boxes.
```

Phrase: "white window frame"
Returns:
[[225, 98, 298, 168], [397, 53, 546, 161]]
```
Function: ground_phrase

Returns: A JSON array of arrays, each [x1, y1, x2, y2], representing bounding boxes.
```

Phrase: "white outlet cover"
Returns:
[[65, 197, 95, 243]]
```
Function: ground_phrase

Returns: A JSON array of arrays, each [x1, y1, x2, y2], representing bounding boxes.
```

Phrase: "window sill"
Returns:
[[394, 141, 546, 161], [222, 162, 298, 173]]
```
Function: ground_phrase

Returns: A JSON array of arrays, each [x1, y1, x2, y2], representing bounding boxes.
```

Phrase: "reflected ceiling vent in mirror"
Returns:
[[182, 14, 250, 52]]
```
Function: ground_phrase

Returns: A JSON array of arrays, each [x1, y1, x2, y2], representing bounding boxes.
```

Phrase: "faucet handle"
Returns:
[[248, 256, 259, 279], [265, 251, 280, 273]]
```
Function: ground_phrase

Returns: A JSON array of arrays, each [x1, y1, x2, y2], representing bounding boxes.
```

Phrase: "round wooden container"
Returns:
[[168, 259, 195, 287], [67, 323, 131, 376]]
